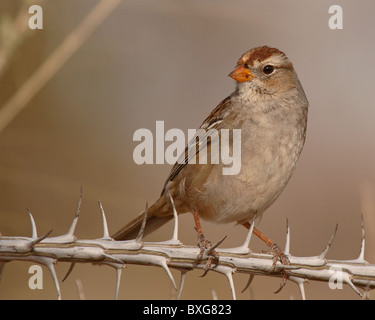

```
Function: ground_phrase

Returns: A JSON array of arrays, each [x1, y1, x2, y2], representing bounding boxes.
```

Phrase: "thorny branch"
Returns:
[[0, 192, 374, 300]]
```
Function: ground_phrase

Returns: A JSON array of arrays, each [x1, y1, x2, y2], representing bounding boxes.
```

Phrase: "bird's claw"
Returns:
[[268, 243, 290, 294], [194, 230, 219, 277]]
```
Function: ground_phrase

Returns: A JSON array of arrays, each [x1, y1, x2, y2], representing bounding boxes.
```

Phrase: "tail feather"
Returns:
[[112, 212, 172, 240], [111, 198, 172, 241]]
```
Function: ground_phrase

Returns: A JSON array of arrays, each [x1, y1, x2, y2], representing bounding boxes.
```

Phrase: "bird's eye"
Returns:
[[263, 65, 274, 75], [244, 63, 249, 69]]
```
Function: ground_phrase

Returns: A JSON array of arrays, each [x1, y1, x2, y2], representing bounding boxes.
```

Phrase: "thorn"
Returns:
[[67, 188, 82, 236], [76, 187, 83, 218], [237, 219, 254, 253], [29, 229, 53, 248], [284, 218, 290, 255], [27, 209, 37, 239], [289, 276, 307, 300], [177, 269, 189, 300], [241, 274, 255, 293], [223, 268, 236, 300], [79, 186, 83, 203], [319, 224, 338, 260], [167, 190, 179, 242], [102, 253, 124, 265], [136, 203, 148, 243], [242, 219, 255, 251], [160, 259, 177, 291], [114, 267, 122, 300], [211, 288, 218, 300], [42, 258, 61, 300], [98, 200, 111, 240], [219, 221, 253, 254], [40, 192, 81, 244], [75, 278, 86, 300], [62, 263, 76, 282], [344, 276, 362, 297], [205, 235, 227, 256], [357, 214, 365, 261]]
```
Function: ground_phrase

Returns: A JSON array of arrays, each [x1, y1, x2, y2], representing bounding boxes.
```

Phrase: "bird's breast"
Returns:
[[188, 104, 307, 223]]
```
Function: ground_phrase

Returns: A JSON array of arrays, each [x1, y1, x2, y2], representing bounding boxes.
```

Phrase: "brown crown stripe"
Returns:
[[238, 46, 286, 66]]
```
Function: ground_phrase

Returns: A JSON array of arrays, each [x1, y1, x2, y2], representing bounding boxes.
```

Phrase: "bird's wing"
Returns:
[[161, 95, 232, 194]]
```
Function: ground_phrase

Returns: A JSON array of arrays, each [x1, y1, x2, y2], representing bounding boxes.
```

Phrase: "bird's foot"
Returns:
[[267, 242, 290, 293], [247, 225, 290, 294], [192, 209, 221, 276], [194, 231, 220, 277]]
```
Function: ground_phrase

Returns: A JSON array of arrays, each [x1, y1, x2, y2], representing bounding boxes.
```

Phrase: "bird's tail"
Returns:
[[111, 197, 173, 241]]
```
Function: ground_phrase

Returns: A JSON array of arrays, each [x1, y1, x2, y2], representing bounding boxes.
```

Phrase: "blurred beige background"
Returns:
[[0, 0, 375, 300]]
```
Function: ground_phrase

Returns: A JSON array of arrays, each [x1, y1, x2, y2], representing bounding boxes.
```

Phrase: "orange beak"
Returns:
[[228, 65, 254, 82]]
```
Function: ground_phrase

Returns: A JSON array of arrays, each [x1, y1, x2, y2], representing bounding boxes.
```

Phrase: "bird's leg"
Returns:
[[193, 209, 219, 275], [243, 222, 289, 291]]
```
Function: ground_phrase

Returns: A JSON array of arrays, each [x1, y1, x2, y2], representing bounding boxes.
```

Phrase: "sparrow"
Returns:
[[113, 46, 308, 277]]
